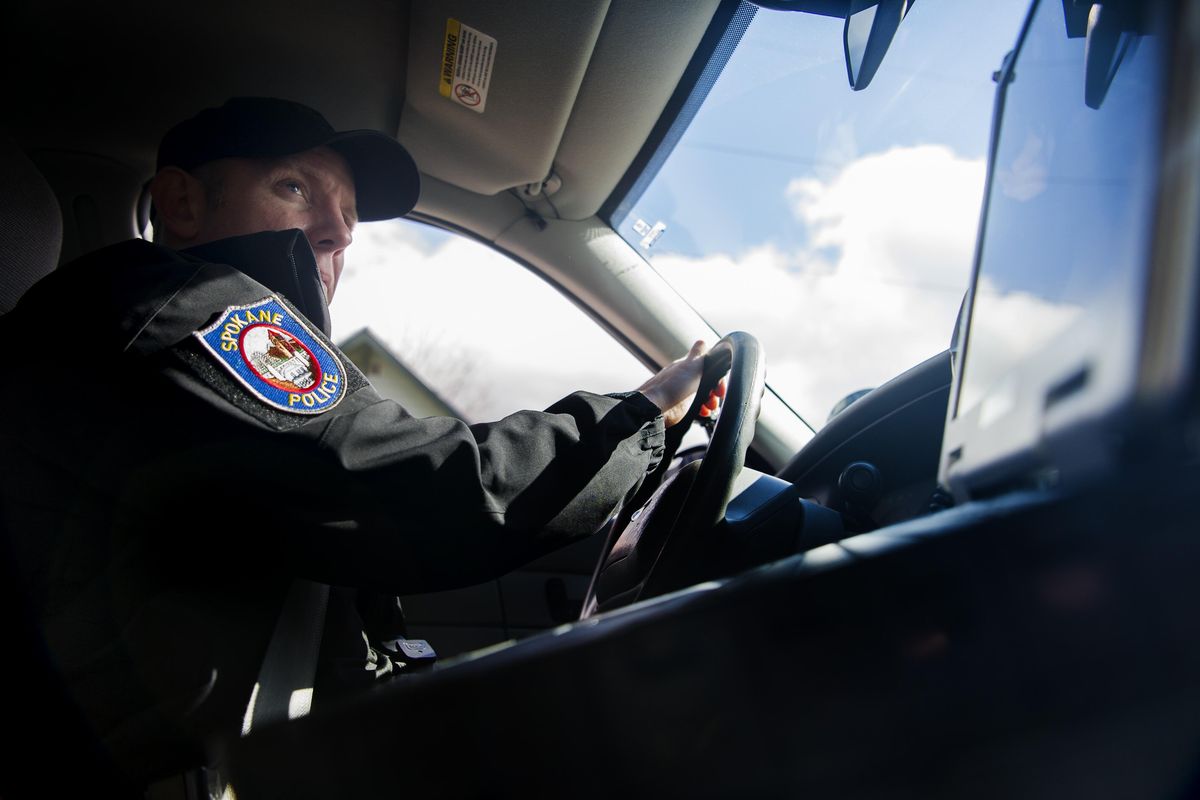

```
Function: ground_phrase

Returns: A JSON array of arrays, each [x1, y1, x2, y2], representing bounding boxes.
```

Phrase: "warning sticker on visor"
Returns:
[[194, 295, 346, 415], [440, 18, 497, 113]]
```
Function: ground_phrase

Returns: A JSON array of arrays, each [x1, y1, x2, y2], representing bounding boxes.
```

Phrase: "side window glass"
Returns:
[[331, 219, 651, 421]]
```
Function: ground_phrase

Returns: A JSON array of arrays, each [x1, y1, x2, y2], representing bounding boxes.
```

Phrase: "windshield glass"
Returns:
[[614, 1, 1030, 428]]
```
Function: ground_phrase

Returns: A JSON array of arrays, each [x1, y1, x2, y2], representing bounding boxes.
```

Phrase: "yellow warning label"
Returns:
[[439, 18, 461, 99], [438, 18, 497, 114]]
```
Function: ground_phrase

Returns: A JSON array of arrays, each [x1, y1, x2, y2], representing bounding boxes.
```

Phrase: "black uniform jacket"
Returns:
[[0, 230, 665, 782]]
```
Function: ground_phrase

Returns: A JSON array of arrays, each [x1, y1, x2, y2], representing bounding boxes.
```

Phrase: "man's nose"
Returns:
[[310, 208, 353, 252]]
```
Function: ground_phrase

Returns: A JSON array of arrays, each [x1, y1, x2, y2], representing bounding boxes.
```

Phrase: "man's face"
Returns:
[[193, 146, 358, 302]]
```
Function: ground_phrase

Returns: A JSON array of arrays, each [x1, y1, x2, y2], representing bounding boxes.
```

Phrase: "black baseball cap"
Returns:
[[157, 97, 420, 221]]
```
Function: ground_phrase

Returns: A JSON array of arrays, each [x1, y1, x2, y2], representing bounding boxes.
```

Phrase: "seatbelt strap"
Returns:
[[240, 579, 330, 735]]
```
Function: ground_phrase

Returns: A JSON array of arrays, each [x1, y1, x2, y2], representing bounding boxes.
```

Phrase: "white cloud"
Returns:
[[786, 144, 985, 287], [653, 144, 985, 424]]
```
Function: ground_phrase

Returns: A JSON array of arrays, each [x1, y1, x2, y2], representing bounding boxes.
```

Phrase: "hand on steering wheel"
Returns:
[[636, 339, 727, 428], [581, 332, 765, 616]]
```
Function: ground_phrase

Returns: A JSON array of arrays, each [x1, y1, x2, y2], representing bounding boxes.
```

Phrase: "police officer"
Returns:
[[0, 97, 719, 791]]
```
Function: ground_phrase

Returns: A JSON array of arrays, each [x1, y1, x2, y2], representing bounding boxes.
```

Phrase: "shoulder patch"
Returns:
[[194, 296, 346, 415]]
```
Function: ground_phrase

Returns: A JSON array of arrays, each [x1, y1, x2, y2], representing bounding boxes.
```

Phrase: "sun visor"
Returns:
[[400, 0, 610, 197]]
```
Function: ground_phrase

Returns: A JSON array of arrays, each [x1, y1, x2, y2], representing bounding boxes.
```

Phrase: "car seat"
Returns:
[[0, 135, 62, 313], [0, 136, 138, 795]]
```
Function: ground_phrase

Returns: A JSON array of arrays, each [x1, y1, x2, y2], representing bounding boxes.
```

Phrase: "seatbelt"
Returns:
[[240, 579, 330, 735], [147, 581, 331, 800]]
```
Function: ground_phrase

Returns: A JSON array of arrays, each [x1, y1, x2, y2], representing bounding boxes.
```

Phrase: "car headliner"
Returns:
[[9, 0, 721, 223]]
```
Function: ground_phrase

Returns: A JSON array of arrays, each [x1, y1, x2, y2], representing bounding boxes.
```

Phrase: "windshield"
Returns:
[[613, 1, 1030, 428]]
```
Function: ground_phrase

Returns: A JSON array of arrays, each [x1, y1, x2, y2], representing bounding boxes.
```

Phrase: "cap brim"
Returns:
[[326, 130, 420, 222]]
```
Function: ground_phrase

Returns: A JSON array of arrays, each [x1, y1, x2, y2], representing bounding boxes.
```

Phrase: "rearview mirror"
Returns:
[[1083, 0, 1145, 110], [844, 0, 914, 91]]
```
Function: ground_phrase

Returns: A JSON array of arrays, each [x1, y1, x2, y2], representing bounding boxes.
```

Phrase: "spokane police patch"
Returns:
[[195, 296, 346, 414]]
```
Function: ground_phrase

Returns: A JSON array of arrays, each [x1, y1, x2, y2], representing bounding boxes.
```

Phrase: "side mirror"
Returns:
[[844, 0, 914, 91]]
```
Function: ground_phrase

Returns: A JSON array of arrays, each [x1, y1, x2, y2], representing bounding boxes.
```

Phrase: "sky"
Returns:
[[332, 1, 1033, 428]]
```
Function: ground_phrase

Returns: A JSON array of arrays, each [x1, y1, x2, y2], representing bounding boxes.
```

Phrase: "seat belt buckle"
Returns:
[[379, 637, 438, 668]]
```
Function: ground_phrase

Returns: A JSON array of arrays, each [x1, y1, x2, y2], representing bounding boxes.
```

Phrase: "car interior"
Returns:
[[5, 0, 1200, 797]]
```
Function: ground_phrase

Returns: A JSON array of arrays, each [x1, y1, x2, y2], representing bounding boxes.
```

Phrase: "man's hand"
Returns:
[[636, 340, 726, 428]]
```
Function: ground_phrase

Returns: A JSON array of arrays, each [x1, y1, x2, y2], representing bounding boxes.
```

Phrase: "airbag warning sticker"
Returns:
[[440, 19, 496, 114]]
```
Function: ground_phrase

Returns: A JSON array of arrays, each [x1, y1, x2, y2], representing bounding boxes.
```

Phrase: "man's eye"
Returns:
[[281, 180, 306, 198]]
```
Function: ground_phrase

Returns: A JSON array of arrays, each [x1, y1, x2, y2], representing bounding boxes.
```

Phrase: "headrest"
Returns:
[[0, 137, 63, 314]]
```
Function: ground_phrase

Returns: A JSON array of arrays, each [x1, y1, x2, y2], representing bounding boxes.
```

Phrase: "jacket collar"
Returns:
[[182, 229, 331, 336]]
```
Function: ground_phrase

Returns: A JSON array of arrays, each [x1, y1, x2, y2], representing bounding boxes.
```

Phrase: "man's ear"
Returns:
[[149, 167, 206, 244]]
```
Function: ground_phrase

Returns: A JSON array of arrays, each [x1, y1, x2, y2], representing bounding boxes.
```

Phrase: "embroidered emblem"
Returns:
[[195, 296, 345, 414]]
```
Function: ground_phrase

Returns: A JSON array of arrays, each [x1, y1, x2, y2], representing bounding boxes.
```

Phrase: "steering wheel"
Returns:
[[580, 331, 765, 616]]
